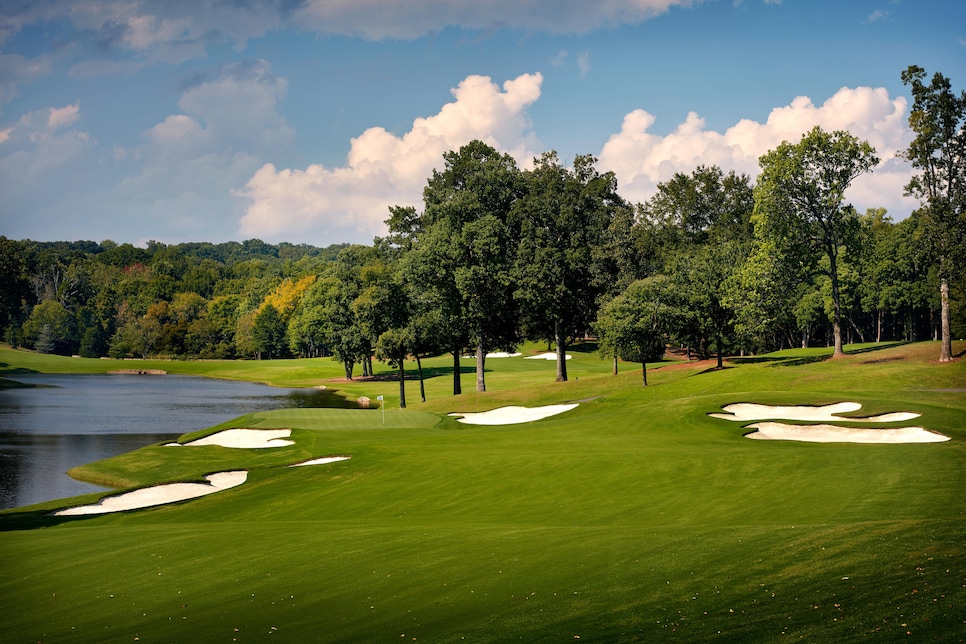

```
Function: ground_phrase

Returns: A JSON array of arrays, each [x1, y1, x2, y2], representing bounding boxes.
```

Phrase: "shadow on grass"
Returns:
[[0, 363, 41, 377], [728, 355, 831, 367], [844, 341, 910, 355], [692, 366, 735, 376], [413, 365, 478, 379], [729, 342, 910, 368], [0, 508, 80, 532], [568, 341, 600, 354]]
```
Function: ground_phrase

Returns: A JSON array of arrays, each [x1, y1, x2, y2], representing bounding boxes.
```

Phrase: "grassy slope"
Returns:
[[0, 341, 964, 642]]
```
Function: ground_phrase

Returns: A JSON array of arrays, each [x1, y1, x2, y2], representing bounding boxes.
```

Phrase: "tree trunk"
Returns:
[[716, 332, 723, 369], [476, 341, 486, 392], [939, 278, 952, 362], [613, 355, 618, 375], [555, 320, 568, 382], [876, 309, 882, 343], [397, 359, 406, 408], [642, 361, 648, 387], [343, 361, 353, 380], [829, 253, 845, 358], [416, 354, 426, 403], [451, 351, 462, 395]]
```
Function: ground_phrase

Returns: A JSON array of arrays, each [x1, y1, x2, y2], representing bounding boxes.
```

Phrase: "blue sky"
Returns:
[[1, 0, 964, 247]]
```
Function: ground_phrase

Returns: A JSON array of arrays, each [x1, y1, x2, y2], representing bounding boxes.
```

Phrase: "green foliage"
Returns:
[[252, 304, 288, 359], [21, 300, 74, 354], [901, 65, 966, 361], [512, 152, 624, 381], [753, 126, 878, 356], [596, 275, 675, 384]]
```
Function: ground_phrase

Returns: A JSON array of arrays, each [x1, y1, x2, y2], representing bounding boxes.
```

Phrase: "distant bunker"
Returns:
[[709, 402, 949, 444]]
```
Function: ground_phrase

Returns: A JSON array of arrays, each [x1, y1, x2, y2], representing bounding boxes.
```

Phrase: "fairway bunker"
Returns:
[[744, 422, 950, 443], [449, 403, 578, 425], [53, 471, 248, 516], [525, 352, 572, 360], [709, 402, 948, 444], [165, 428, 294, 448], [709, 402, 920, 423], [290, 456, 351, 467]]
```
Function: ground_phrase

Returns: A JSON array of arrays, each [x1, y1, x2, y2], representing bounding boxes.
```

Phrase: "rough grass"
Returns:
[[0, 341, 964, 642]]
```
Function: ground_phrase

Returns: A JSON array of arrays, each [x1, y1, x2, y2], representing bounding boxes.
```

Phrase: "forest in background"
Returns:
[[2, 67, 963, 390]]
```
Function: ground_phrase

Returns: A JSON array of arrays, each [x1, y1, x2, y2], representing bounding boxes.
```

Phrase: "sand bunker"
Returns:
[[449, 403, 578, 425], [462, 352, 522, 358], [166, 429, 294, 449], [290, 456, 351, 467], [525, 352, 572, 360], [54, 471, 248, 516], [745, 422, 949, 444], [709, 402, 920, 423]]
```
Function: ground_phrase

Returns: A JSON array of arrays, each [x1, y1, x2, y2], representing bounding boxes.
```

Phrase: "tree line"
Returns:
[[2, 66, 963, 402]]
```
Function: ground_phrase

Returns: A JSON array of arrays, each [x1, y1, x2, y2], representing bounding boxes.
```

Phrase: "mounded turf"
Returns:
[[1, 341, 964, 641]]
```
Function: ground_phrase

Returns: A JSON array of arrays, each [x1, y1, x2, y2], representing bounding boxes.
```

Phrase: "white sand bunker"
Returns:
[[54, 471, 248, 516], [525, 352, 571, 360], [710, 402, 920, 423], [166, 428, 294, 449], [462, 352, 522, 358], [290, 456, 351, 467], [449, 403, 578, 425], [745, 422, 949, 444]]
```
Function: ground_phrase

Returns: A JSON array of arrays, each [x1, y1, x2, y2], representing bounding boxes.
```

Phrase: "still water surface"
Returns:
[[0, 374, 353, 510]]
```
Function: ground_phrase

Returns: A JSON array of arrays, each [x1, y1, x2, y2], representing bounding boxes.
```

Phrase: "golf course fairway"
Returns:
[[1, 341, 964, 641]]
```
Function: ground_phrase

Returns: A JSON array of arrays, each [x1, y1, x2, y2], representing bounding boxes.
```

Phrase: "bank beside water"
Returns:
[[0, 373, 360, 510]]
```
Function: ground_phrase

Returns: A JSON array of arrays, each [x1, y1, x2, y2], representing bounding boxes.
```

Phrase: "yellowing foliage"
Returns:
[[258, 274, 317, 321]]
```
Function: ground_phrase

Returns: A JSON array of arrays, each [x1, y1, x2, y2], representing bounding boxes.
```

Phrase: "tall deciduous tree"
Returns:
[[595, 276, 675, 386], [252, 304, 287, 359], [645, 165, 754, 365], [901, 65, 966, 362], [513, 152, 624, 381], [753, 126, 878, 358], [401, 140, 522, 393]]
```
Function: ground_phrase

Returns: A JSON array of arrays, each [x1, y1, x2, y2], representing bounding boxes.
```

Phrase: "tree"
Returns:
[[0, 237, 33, 331], [375, 327, 411, 408], [513, 152, 624, 381], [21, 300, 74, 354], [595, 276, 675, 386], [645, 165, 754, 364], [669, 241, 746, 367], [401, 140, 522, 393], [252, 304, 287, 359], [287, 277, 338, 358], [753, 126, 879, 358], [901, 65, 966, 362], [328, 245, 381, 379]]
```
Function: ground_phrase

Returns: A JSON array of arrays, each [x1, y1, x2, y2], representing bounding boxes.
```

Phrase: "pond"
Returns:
[[0, 374, 357, 511]]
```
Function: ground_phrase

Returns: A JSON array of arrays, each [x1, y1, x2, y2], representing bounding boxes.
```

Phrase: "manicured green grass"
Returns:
[[1, 341, 964, 641]]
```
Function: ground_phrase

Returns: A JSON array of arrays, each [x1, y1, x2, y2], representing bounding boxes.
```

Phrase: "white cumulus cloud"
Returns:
[[599, 86, 918, 217], [238, 72, 544, 243]]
